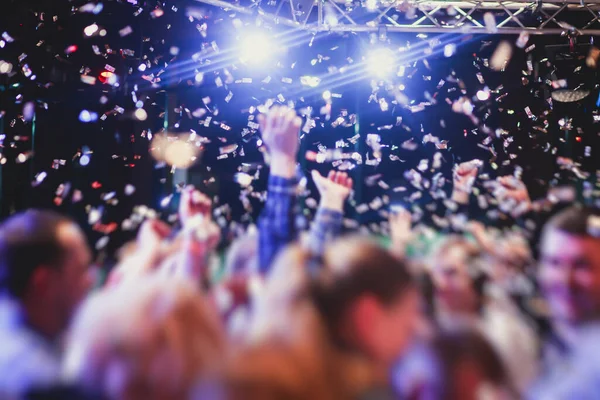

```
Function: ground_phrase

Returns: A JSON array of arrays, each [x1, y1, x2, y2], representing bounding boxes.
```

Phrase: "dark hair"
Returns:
[[0, 210, 72, 298], [543, 205, 600, 238], [432, 329, 512, 399], [309, 238, 414, 348]]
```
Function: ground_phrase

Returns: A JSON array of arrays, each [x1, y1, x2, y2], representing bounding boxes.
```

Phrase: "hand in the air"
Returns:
[[158, 215, 221, 282], [137, 219, 172, 250], [179, 186, 212, 225], [258, 106, 302, 178], [390, 207, 413, 244], [452, 159, 482, 204], [494, 175, 531, 217], [389, 207, 413, 259], [312, 170, 353, 212]]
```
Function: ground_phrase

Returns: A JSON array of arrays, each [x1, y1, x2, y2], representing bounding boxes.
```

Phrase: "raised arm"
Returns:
[[166, 187, 220, 285], [257, 106, 302, 273], [451, 159, 482, 205], [493, 175, 532, 218], [304, 170, 353, 256], [389, 207, 413, 260]]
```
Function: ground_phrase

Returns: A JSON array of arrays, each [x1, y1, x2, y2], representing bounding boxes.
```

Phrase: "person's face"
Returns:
[[433, 248, 478, 313], [539, 228, 600, 325], [54, 223, 93, 324], [371, 289, 422, 366]]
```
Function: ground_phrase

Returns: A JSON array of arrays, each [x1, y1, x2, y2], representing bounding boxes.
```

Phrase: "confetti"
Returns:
[[490, 41, 512, 71], [119, 26, 133, 37]]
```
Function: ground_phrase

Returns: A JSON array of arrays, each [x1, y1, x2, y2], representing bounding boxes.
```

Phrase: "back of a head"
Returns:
[[431, 330, 512, 400], [542, 205, 600, 239], [315, 236, 415, 326], [64, 276, 225, 400], [305, 236, 417, 359], [0, 210, 71, 299]]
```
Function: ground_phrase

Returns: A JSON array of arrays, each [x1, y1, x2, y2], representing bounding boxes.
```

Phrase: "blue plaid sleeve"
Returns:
[[304, 207, 343, 257], [258, 175, 298, 273]]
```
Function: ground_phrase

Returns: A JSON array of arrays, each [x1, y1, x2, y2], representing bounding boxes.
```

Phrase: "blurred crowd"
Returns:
[[0, 107, 599, 400]]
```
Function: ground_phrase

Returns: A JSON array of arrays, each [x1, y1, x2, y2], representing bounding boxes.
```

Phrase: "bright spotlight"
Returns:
[[366, 48, 396, 78], [239, 32, 275, 66]]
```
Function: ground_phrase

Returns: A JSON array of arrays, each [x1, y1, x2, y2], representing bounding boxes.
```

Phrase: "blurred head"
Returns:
[[64, 276, 225, 400], [197, 341, 344, 400], [539, 206, 600, 325], [395, 330, 512, 400], [432, 330, 511, 400], [429, 236, 485, 315], [0, 210, 92, 337], [309, 237, 421, 369], [487, 232, 532, 284]]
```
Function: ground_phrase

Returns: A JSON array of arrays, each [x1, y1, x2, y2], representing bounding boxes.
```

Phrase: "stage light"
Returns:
[[366, 48, 396, 78], [239, 32, 274, 66]]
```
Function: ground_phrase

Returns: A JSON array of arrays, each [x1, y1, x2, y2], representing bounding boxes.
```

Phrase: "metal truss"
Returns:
[[195, 0, 600, 34]]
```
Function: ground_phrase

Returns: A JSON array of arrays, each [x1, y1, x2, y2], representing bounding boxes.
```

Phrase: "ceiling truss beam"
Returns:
[[195, 0, 600, 34]]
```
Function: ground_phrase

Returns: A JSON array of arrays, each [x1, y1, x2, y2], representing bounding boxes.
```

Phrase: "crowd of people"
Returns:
[[0, 106, 599, 400]]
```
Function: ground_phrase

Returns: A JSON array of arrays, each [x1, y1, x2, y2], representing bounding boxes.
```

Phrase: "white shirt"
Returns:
[[0, 298, 62, 396]]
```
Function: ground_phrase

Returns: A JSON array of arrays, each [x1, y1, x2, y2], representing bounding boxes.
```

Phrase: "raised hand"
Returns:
[[312, 170, 353, 212], [452, 159, 482, 204], [258, 106, 302, 178], [159, 215, 221, 282], [496, 176, 530, 202], [494, 175, 531, 217], [389, 207, 413, 258], [466, 220, 494, 253], [179, 186, 212, 225], [390, 207, 413, 244], [106, 219, 172, 287], [137, 219, 172, 251]]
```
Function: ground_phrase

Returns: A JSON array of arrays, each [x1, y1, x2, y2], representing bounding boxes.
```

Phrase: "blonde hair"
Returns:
[[64, 276, 225, 400]]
